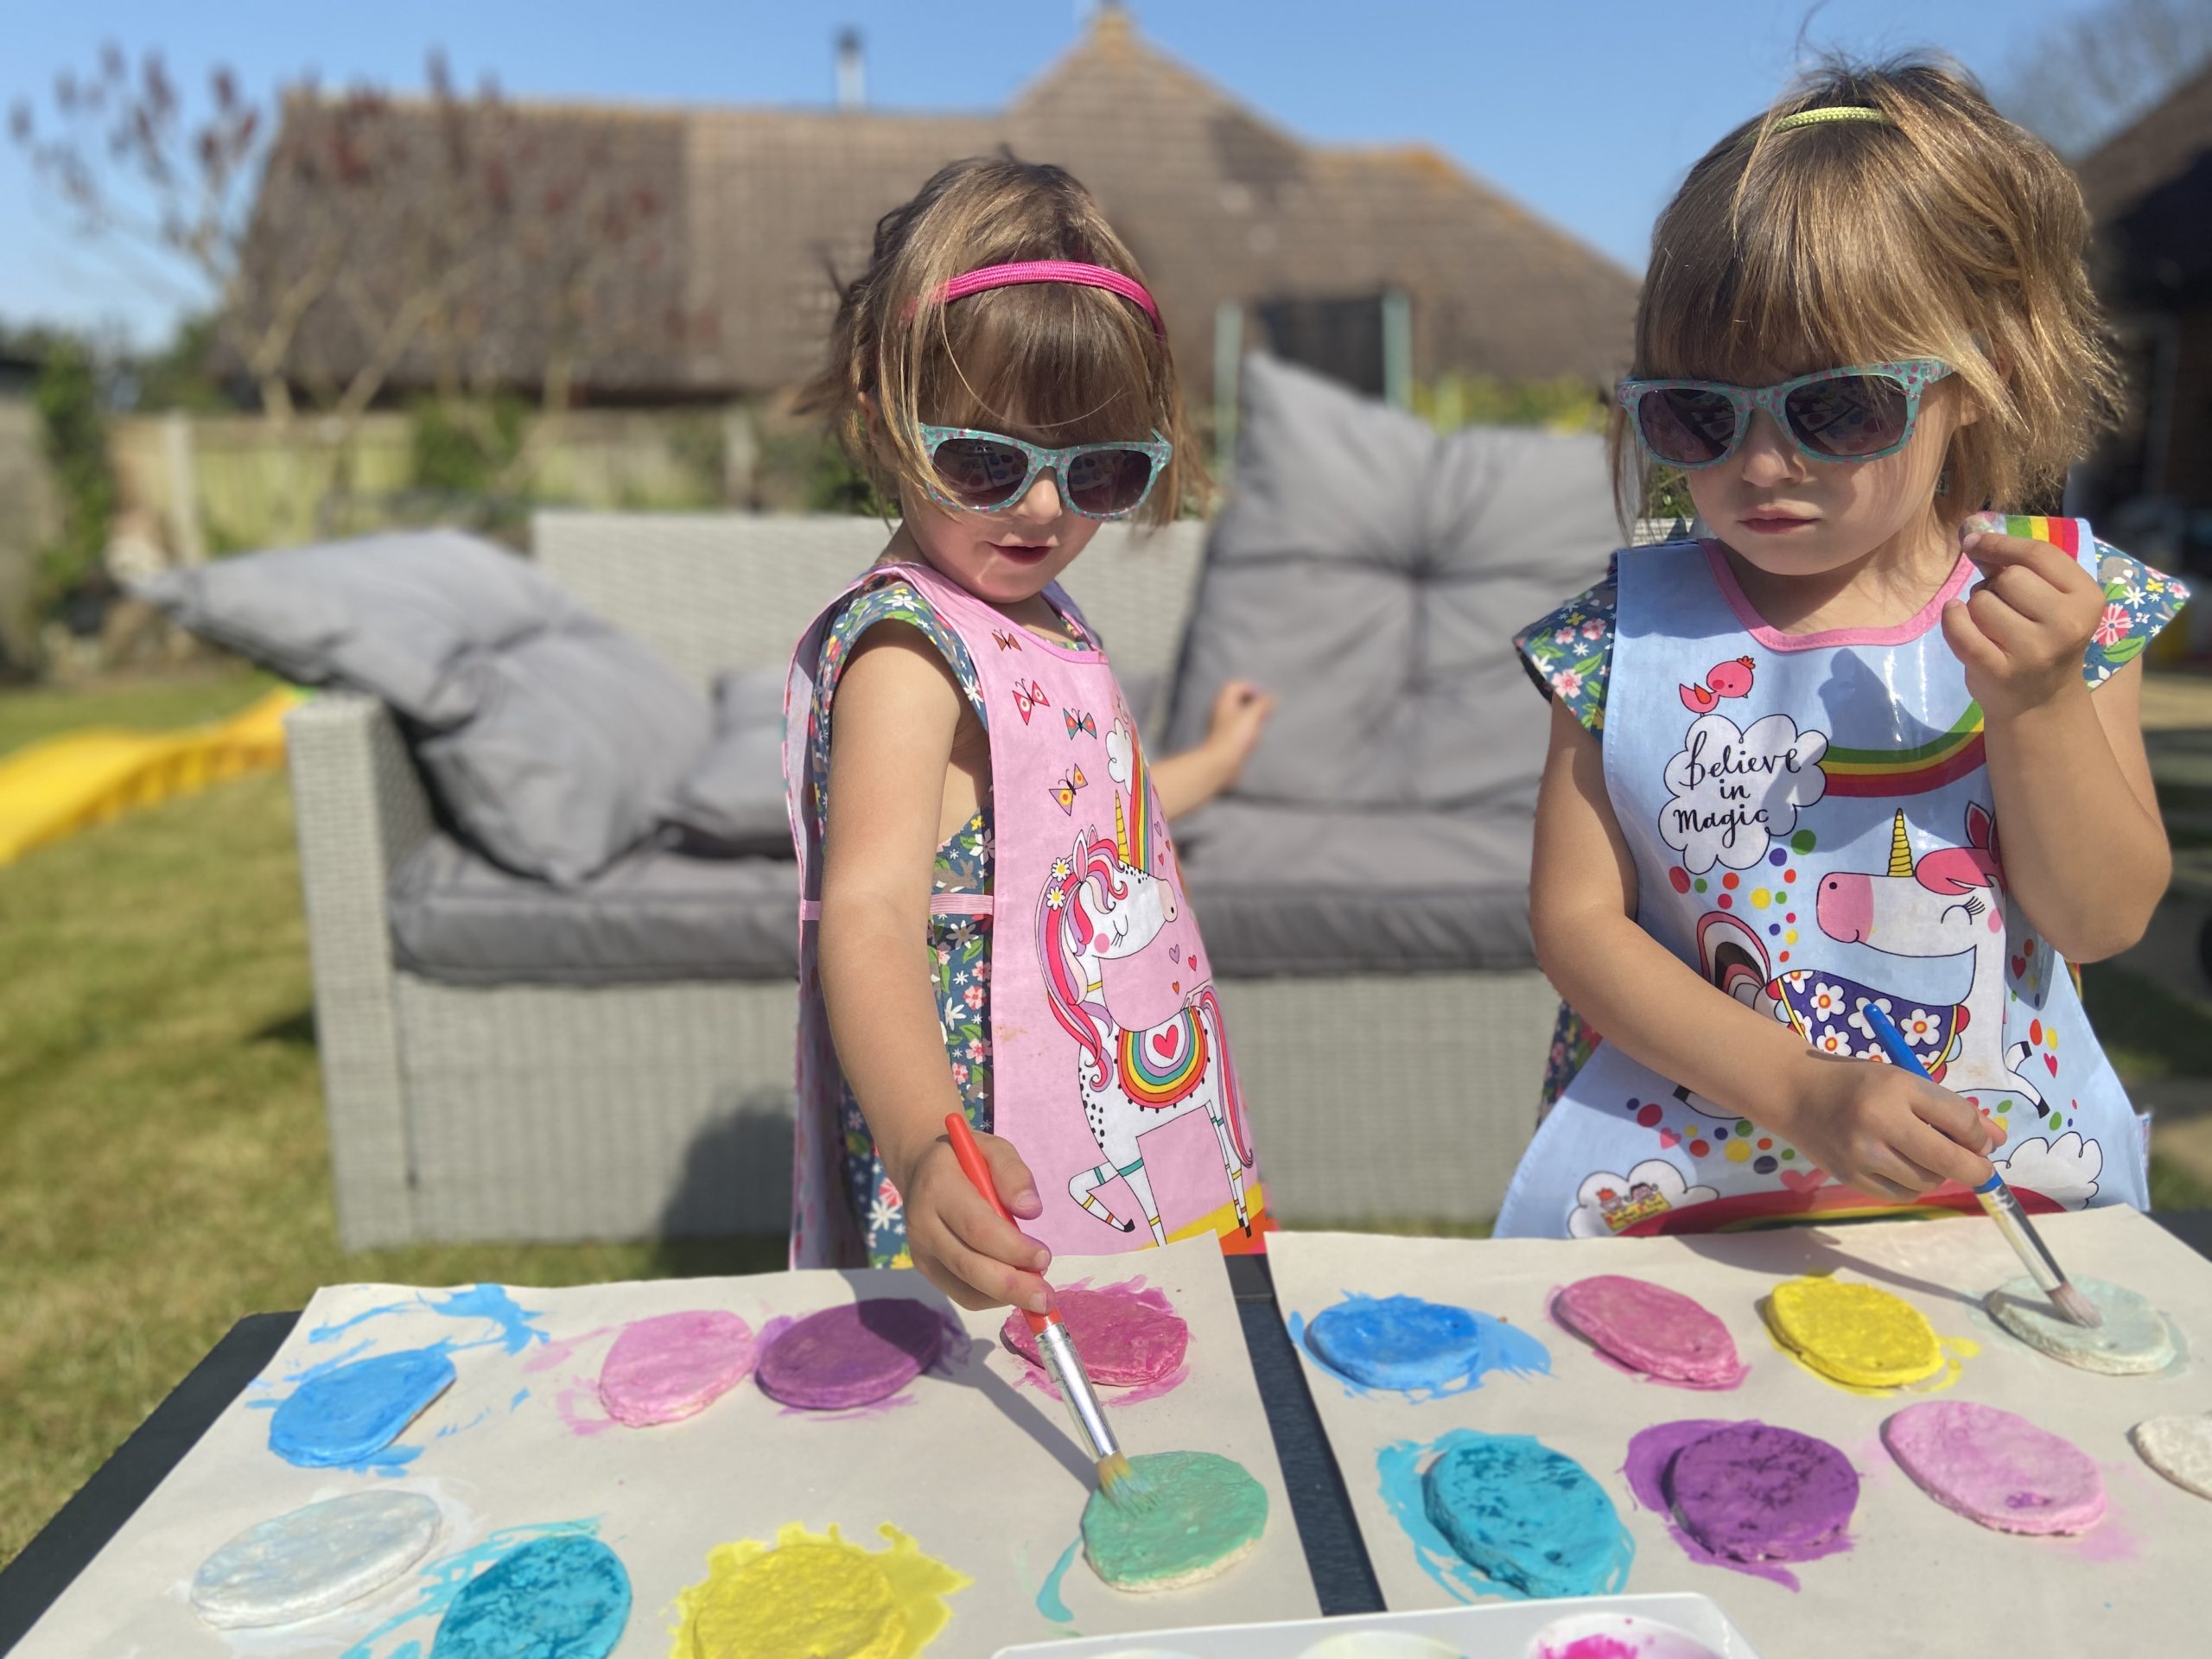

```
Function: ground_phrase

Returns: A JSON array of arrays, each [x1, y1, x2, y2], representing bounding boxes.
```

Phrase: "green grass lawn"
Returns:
[[0, 766, 779, 1568]]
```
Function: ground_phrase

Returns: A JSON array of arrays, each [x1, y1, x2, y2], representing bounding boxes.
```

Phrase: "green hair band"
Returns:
[[1773, 105, 1890, 131]]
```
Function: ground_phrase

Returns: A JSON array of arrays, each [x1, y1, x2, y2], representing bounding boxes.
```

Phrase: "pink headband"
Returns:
[[925, 260, 1164, 335]]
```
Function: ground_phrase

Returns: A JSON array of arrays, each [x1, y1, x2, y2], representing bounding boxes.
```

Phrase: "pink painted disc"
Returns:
[[596, 1310, 755, 1427], [1554, 1275, 1746, 1388], [1883, 1400, 2107, 1535], [1000, 1287, 1189, 1386]]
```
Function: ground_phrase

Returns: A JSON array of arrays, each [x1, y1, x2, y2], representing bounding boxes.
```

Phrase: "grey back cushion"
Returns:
[[139, 530, 709, 885], [663, 667, 794, 857], [1165, 355, 1617, 812]]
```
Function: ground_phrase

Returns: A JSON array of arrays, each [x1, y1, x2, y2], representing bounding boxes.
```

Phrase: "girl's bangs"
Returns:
[[912, 282, 1166, 444]]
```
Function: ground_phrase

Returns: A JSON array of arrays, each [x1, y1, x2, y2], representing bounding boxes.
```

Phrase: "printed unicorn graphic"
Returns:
[[1697, 804, 2047, 1109], [1035, 718, 1255, 1243]]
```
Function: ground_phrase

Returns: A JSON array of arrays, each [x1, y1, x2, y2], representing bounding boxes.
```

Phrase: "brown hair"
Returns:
[[1613, 56, 2121, 531], [803, 156, 1192, 526]]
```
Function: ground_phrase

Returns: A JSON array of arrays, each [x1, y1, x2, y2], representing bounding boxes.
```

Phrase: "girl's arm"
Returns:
[[1531, 699, 2002, 1202], [818, 627, 1052, 1313], [1942, 531, 2170, 962], [1152, 680, 1274, 819]]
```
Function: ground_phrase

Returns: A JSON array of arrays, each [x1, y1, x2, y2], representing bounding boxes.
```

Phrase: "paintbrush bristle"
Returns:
[[1096, 1451, 1154, 1512], [2049, 1281, 2105, 1330]]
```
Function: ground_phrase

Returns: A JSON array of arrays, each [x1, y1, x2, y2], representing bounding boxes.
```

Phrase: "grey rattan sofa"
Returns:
[[289, 511, 1560, 1248]]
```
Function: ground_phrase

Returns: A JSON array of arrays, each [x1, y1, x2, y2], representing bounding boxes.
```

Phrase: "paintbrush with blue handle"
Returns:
[[1859, 1001, 2101, 1328]]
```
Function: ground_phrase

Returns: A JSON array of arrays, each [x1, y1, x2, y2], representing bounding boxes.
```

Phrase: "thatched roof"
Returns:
[[232, 10, 1637, 402]]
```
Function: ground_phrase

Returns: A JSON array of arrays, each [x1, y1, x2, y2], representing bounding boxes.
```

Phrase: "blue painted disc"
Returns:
[[1421, 1433, 1631, 1598], [268, 1348, 456, 1468], [430, 1535, 630, 1659], [1306, 1295, 1484, 1389]]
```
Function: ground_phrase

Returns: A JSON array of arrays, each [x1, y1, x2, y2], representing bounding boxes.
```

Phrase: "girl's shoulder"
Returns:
[[1514, 550, 1624, 739], [819, 573, 985, 715], [2083, 536, 2191, 686]]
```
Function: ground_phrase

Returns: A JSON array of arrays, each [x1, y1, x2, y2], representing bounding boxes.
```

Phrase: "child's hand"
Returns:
[[1942, 530, 2103, 721], [893, 1130, 1054, 1316], [1202, 680, 1275, 784], [1773, 1052, 2007, 1204]]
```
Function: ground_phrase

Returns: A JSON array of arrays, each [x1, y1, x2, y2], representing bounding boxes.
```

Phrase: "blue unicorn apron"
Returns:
[[1497, 518, 2150, 1238]]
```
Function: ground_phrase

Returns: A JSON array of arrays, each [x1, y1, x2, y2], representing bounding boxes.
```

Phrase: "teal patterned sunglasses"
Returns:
[[1617, 359, 1955, 468], [917, 425, 1173, 519]]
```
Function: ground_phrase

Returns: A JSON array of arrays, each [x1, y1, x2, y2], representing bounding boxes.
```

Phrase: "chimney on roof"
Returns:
[[835, 29, 866, 111], [1093, 1, 1134, 39]]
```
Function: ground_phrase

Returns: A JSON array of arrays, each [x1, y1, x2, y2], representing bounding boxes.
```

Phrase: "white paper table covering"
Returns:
[[16, 1233, 1316, 1656]]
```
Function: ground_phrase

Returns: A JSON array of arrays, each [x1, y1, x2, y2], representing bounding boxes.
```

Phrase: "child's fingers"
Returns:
[[978, 1131, 1044, 1220], [1972, 562, 2067, 625], [1940, 601, 2006, 675], [943, 1178, 1051, 1276], [1907, 1088, 2000, 1185], [1961, 532, 2082, 581], [922, 1241, 1049, 1314], [1961, 586, 2035, 656]]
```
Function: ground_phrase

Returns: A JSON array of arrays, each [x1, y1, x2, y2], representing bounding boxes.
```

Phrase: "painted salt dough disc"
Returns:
[[1419, 1433, 1631, 1599], [1884, 1400, 2106, 1534], [1986, 1277, 2175, 1375], [686, 1539, 902, 1658], [597, 1310, 755, 1427], [190, 1491, 443, 1629], [1766, 1278, 1942, 1389], [1554, 1275, 1745, 1388], [755, 1300, 947, 1409], [1306, 1295, 1484, 1390], [1663, 1421, 1859, 1563], [1001, 1288, 1188, 1386], [2132, 1414, 2212, 1500], [1081, 1450, 1268, 1592], [429, 1535, 630, 1659], [268, 1347, 456, 1467]]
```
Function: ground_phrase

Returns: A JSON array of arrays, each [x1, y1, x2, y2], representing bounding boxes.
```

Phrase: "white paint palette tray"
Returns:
[[990, 1591, 1764, 1657]]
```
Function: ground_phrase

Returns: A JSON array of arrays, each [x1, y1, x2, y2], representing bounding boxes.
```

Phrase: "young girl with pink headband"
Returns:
[[1501, 61, 2189, 1239], [784, 158, 1275, 1306]]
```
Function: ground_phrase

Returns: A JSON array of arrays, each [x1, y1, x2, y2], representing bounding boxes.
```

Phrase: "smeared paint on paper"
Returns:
[[1378, 1428, 1630, 1603]]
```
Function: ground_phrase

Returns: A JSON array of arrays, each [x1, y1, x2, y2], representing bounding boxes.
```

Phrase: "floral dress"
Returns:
[[808, 575, 1094, 1267], [1513, 537, 2189, 1119]]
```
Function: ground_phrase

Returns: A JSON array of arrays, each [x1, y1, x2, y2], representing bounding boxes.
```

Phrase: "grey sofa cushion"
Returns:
[[664, 668, 793, 857], [138, 530, 709, 885], [1165, 354, 1617, 816], [1176, 799, 1536, 976], [390, 830, 798, 985]]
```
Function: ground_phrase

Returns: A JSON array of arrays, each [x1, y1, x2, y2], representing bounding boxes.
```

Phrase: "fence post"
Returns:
[[162, 412, 207, 565], [1213, 302, 1243, 476], [1382, 289, 1413, 411], [721, 404, 759, 507]]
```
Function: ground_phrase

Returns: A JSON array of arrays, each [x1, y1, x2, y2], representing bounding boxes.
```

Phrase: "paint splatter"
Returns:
[[428, 1534, 627, 1658], [1033, 1535, 1082, 1624], [311, 1285, 550, 1357], [1293, 1295, 1548, 1400], [1378, 1428, 1630, 1603], [335, 1520, 601, 1659], [1624, 1419, 1856, 1590], [268, 1348, 455, 1471], [674, 1522, 968, 1658]]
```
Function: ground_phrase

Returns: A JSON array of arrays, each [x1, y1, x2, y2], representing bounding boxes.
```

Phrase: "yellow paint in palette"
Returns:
[[1763, 1275, 1975, 1395], [674, 1522, 969, 1659]]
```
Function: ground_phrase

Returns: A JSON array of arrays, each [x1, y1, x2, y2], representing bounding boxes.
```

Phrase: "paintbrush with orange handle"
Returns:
[[943, 1112, 1154, 1510]]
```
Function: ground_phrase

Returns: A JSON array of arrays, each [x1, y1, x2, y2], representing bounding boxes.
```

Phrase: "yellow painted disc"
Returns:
[[1768, 1276, 1943, 1388], [688, 1541, 905, 1659]]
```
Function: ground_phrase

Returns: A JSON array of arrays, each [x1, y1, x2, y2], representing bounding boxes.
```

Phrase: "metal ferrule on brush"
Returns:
[[1035, 1321, 1119, 1462], [1974, 1173, 2069, 1297]]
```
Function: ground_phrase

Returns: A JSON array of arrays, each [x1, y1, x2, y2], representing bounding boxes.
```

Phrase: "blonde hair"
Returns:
[[804, 156, 1192, 526], [1614, 57, 2121, 531]]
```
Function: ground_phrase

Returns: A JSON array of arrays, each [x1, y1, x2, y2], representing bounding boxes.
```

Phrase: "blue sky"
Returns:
[[1, 0, 2109, 346]]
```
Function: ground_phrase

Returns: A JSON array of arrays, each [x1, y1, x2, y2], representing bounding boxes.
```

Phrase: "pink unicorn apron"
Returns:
[[1497, 517, 2149, 1238], [784, 560, 1267, 1269]]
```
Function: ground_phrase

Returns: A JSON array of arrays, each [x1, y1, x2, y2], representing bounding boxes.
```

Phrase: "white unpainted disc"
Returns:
[[190, 1491, 443, 1629], [2133, 1414, 2212, 1501]]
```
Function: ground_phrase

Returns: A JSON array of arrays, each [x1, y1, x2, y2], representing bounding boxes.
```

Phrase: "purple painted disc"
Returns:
[[1000, 1288, 1188, 1386], [754, 1300, 948, 1410], [1664, 1421, 1858, 1564]]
